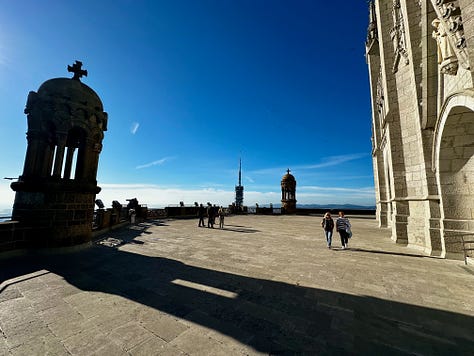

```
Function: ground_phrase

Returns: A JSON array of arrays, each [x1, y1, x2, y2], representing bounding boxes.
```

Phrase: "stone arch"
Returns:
[[382, 139, 393, 227], [433, 91, 474, 258]]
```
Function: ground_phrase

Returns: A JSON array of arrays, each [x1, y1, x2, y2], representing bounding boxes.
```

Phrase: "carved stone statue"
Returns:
[[432, 18, 458, 75]]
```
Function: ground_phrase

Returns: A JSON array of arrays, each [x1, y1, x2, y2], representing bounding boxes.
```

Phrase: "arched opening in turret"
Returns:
[[63, 127, 87, 180], [42, 121, 57, 177]]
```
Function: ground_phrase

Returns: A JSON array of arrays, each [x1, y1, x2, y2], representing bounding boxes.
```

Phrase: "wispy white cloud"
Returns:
[[130, 122, 140, 135], [297, 153, 368, 170], [197, 183, 227, 189], [245, 176, 255, 183], [248, 167, 288, 176], [98, 184, 235, 207], [322, 175, 374, 181], [135, 156, 174, 169], [249, 153, 368, 175], [296, 185, 375, 205], [299, 185, 374, 193]]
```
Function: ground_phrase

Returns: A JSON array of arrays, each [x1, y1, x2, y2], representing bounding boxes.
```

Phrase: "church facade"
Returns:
[[366, 0, 474, 260]]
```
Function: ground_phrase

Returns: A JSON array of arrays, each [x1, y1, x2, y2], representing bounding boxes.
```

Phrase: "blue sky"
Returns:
[[0, 0, 374, 210]]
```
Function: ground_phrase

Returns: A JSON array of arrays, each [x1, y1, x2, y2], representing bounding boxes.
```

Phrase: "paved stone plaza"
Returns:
[[0, 215, 473, 355]]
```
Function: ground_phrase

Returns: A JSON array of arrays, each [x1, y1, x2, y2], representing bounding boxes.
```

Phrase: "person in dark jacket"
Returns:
[[197, 204, 206, 227], [321, 212, 334, 248], [207, 203, 215, 228]]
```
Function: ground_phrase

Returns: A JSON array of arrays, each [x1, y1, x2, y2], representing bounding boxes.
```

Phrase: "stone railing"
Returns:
[[0, 204, 149, 253], [0, 220, 50, 253], [92, 205, 148, 232], [444, 231, 474, 264]]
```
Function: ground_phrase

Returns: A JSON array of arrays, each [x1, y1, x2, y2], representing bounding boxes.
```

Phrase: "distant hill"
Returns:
[[0, 208, 12, 222], [0, 208, 12, 216], [256, 203, 375, 210], [296, 204, 376, 210]]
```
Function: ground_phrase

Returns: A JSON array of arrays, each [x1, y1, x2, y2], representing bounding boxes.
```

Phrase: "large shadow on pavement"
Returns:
[[344, 247, 440, 259], [1, 224, 474, 354]]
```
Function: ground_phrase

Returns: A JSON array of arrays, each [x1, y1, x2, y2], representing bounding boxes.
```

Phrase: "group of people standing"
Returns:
[[321, 211, 351, 249], [198, 203, 225, 229], [196, 205, 351, 247]]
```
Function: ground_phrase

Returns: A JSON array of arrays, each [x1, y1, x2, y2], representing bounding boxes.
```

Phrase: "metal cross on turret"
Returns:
[[67, 60, 88, 81]]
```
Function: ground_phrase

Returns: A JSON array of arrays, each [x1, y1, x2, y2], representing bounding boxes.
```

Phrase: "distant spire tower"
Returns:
[[235, 158, 244, 209], [238, 158, 242, 186]]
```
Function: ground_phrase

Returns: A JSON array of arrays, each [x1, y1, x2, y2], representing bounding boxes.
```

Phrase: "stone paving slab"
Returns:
[[0, 215, 473, 355]]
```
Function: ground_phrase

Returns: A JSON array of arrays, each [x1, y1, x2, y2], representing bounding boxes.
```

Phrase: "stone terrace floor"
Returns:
[[0, 215, 473, 355]]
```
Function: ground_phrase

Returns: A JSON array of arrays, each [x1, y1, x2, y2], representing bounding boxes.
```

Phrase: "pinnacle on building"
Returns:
[[235, 158, 244, 209]]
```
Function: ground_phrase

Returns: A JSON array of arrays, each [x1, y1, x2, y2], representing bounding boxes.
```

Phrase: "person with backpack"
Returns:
[[321, 212, 334, 249]]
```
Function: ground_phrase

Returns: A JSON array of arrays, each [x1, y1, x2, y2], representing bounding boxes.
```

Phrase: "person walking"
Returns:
[[197, 203, 206, 227], [207, 203, 215, 228], [213, 205, 218, 227], [321, 212, 334, 248], [336, 211, 351, 249], [218, 206, 225, 229]]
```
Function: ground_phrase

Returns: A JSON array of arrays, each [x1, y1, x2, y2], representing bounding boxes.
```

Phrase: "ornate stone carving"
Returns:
[[366, 0, 378, 46], [432, 19, 459, 75], [390, 0, 409, 73], [431, 0, 470, 75], [376, 68, 386, 129], [93, 142, 102, 153]]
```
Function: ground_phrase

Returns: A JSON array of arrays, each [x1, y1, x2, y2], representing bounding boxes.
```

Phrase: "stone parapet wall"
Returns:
[[0, 207, 138, 253]]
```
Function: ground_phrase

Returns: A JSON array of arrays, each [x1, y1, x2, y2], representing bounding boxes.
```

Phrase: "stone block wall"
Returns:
[[444, 67, 473, 95], [12, 189, 95, 246]]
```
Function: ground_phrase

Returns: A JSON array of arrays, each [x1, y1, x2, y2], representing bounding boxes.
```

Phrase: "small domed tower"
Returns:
[[281, 169, 296, 214], [11, 61, 108, 246]]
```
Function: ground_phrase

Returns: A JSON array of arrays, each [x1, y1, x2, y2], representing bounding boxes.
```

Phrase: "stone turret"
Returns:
[[11, 61, 108, 246], [281, 169, 296, 214]]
